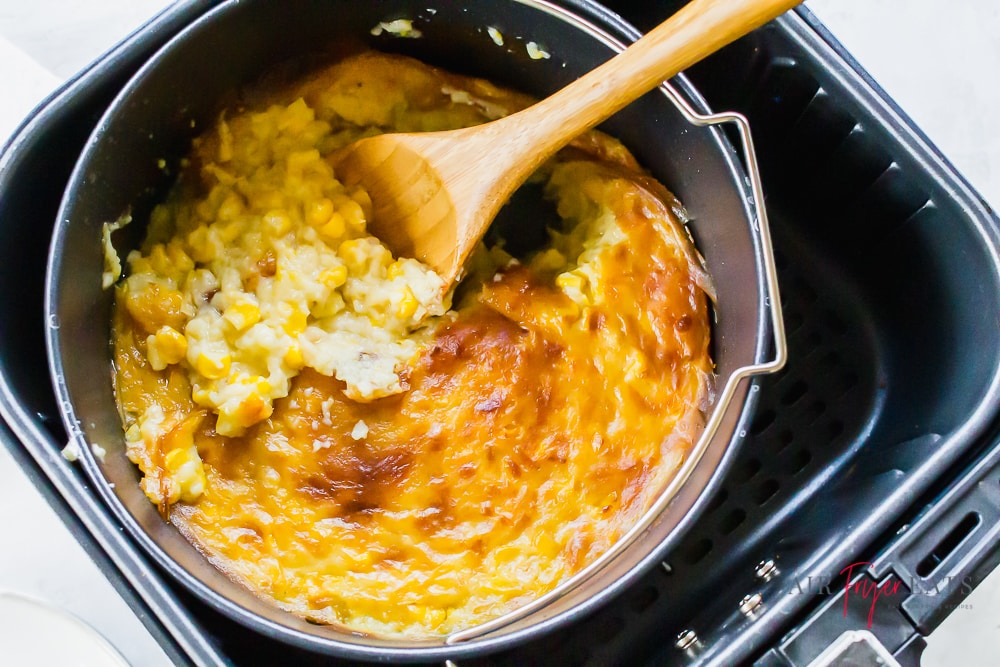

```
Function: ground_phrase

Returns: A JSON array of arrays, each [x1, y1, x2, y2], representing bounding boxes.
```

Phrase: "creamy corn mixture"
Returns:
[[111, 52, 714, 637]]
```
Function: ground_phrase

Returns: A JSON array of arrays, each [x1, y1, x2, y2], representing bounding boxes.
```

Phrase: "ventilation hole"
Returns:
[[789, 449, 812, 475], [719, 508, 747, 535], [754, 479, 780, 506], [915, 512, 981, 578], [776, 429, 795, 453], [732, 458, 762, 484], [706, 489, 729, 514], [781, 380, 808, 406], [827, 420, 845, 439], [747, 61, 821, 139], [682, 538, 714, 565], [628, 585, 660, 614], [856, 165, 932, 245], [750, 409, 777, 435], [783, 88, 858, 170], [803, 400, 826, 424]]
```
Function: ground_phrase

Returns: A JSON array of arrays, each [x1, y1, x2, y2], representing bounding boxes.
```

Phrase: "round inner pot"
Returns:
[[46, 0, 774, 661]]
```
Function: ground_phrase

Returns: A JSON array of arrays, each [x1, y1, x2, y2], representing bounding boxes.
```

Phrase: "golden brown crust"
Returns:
[[112, 51, 713, 638]]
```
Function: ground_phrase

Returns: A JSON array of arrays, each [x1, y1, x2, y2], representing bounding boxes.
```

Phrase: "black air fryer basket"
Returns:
[[1, 1, 999, 665]]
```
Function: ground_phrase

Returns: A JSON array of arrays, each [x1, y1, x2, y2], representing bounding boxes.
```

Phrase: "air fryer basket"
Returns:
[[1, 1, 999, 665]]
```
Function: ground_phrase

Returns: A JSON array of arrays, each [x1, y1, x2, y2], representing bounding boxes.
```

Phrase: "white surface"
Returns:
[[0, 444, 171, 667], [0, 35, 58, 138], [0, 1, 997, 666], [0, 593, 130, 667]]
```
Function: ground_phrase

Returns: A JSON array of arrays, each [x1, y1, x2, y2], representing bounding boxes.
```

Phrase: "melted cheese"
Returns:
[[112, 52, 713, 638]]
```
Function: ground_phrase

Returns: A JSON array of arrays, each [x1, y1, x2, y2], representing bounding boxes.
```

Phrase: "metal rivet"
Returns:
[[739, 592, 763, 619], [675, 629, 699, 650], [755, 558, 779, 582]]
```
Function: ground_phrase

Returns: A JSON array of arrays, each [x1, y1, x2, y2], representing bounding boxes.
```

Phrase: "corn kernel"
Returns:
[[203, 163, 236, 185], [148, 244, 171, 276], [166, 241, 195, 275], [279, 99, 308, 131], [218, 221, 244, 246], [360, 307, 384, 327], [147, 325, 188, 370], [164, 445, 207, 503], [534, 248, 567, 272], [555, 272, 583, 291], [555, 270, 591, 306], [192, 387, 212, 406], [283, 308, 308, 336], [283, 344, 304, 369], [387, 260, 406, 280], [194, 198, 216, 222], [263, 210, 292, 236], [186, 225, 217, 262], [223, 301, 261, 331], [306, 198, 334, 226], [217, 117, 233, 162], [250, 188, 285, 211], [350, 187, 373, 221], [233, 394, 272, 430], [128, 254, 152, 275], [320, 212, 346, 241], [319, 265, 348, 289], [397, 287, 419, 319], [338, 239, 367, 270], [286, 149, 321, 181], [340, 199, 366, 229], [195, 351, 231, 379], [164, 446, 192, 471], [220, 193, 244, 222]]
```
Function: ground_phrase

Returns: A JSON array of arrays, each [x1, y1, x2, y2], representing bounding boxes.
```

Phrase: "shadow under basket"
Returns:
[[1, 0, 999, 665]]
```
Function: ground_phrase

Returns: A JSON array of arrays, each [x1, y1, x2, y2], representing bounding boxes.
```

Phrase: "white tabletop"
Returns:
[[0, 1, 997, 665]]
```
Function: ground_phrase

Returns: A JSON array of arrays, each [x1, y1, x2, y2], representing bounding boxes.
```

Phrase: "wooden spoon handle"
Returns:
[[498, 0, 800, 173]]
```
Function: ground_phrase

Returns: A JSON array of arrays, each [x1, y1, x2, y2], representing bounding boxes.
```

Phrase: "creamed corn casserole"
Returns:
[[111, 52, 715, 637]]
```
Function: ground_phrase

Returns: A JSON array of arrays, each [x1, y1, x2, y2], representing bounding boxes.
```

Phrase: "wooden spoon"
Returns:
[[335, 0, 801, 284]]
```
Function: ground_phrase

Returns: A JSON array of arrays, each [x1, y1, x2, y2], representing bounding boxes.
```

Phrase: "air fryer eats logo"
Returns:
[[790, 561, 975, 628]]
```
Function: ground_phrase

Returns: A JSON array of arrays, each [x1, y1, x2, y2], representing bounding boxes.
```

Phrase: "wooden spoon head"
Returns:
[[334, 132, 466, 283]]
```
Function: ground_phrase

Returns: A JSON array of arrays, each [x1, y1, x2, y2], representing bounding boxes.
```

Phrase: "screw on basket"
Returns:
[[755, 558, 779, 582], [739, 592, 764, 619], [675, 629, 700, 651]]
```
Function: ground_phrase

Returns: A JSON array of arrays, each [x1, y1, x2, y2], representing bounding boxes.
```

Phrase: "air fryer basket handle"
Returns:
[[869, 429, 1000, 636]]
